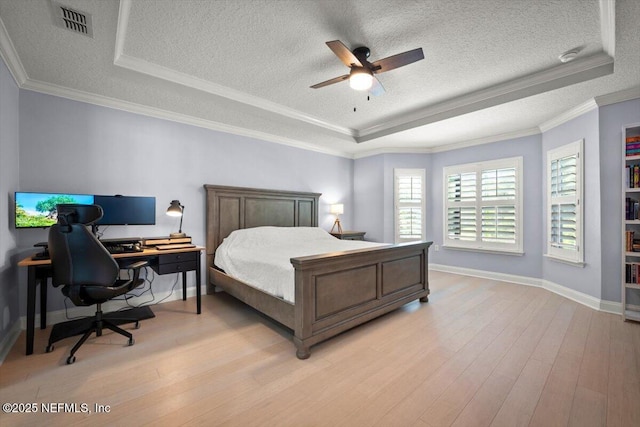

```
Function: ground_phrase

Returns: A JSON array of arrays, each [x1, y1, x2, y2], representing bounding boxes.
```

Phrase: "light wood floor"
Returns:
[[1, 271, 639, 426]]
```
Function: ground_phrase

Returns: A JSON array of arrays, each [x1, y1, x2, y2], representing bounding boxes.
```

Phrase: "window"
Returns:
[[547, 140, 583, 264], [394, 169, 425, 243], [444, 157, 523, 253]]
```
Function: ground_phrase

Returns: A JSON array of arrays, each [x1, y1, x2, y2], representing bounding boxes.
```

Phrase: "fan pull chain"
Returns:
[[354, 94, 371, 112]]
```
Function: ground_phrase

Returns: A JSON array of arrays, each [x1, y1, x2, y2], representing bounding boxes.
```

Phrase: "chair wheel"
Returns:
[[128, 337, 135, 346], [45, 344, 54, 353], [66, 356, 76, 365]]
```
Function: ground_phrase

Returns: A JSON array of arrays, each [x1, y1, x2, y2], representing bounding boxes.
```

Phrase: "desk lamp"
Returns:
[[330, 204, 344, 234], [166, 200, 186, 238]]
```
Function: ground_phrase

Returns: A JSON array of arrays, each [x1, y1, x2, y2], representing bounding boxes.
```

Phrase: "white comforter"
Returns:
[[214, 226, 383, 303]]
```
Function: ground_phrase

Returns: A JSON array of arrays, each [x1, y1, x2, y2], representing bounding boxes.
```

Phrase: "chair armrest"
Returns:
[[121, 260, 148, 271], [120, 260, 148, 285]]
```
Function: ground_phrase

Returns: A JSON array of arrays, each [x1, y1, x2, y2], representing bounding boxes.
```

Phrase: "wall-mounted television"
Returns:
[[15, 192, 95, 228], [14, 192, 156, 228]]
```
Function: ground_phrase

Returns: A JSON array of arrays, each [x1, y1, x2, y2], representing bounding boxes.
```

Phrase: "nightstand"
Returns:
[[330, 231, 366, 241]]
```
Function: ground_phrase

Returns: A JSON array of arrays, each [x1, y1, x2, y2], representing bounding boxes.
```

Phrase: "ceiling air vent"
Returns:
[[50, 1, 93, 38]]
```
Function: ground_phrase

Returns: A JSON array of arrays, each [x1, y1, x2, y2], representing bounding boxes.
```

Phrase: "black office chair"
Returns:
[[47, 204, 148, 364]]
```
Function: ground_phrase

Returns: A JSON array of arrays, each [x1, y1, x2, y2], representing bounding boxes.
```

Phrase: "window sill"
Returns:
[[442, 245, 524, 256], [544, 254, 585, 267]]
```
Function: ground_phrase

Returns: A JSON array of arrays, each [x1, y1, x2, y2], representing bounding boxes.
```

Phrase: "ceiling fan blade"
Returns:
[[370, 47, 424, 73], [369, 76, 385, 96], [326, 40, 362, 67], [310, 74, 350, 89]]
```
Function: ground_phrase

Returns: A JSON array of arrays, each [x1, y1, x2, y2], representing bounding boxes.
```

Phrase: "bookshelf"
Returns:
[[623, 123, 640, 322]]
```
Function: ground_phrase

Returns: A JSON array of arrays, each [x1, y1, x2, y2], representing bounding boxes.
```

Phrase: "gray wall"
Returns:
[[353, 101, 639, 306], [541, 108, 602, 298], [430, 135, 543, 278], [0, 57, 20, 343], [354, 136, 542, 279], [353, 153, 431, 244], [15, 89, 354, 315], [353, 154, 385, 242]]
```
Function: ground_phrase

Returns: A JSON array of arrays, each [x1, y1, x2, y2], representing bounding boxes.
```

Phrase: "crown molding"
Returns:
[[600, 0, 616, 57], [20, 78, 353, 159], [355, 52, 614, 143], [114, 0, 131, 60], [0, 16, 27, 86], [352, 127, 542, 158], [429, 127, 542, 153], [538, 99, 599, 132], [594, 86, 640, 106], [113, 53, 356, 139], [352, 147, 433, 159], [113, 0, 354, 140]]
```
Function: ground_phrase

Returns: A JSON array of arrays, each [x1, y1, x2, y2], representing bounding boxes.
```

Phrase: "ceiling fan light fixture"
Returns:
[[349, 68, 373, 91]]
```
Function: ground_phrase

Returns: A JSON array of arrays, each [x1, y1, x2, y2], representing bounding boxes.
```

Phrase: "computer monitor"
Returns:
[[14, 192, 156, 228], [15, 192, 95, 228], [94, 195, 156, 226]]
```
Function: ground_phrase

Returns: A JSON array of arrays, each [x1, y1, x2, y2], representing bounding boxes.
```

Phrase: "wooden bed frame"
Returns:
[[204, 185, 432, 359]]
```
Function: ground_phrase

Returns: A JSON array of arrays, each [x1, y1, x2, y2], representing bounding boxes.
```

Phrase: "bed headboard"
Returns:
[[204, 185, 321, 265]]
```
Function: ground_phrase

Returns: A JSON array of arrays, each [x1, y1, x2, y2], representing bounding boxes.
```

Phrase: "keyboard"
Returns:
[[155, 243, 196, 250], [103, 244, 143, 254]]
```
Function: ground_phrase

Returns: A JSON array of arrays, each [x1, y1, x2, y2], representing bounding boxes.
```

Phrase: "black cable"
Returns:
[[62, 266, 181, 317]]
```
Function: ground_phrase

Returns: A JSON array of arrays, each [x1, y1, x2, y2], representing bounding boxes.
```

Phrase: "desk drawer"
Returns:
[[151, 252, 198, 275], [153, 260, 197, 275], [157, 252, 198, 264]]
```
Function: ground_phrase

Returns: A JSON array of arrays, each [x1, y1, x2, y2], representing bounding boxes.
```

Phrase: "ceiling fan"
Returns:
[[310, 40, 424, 96]]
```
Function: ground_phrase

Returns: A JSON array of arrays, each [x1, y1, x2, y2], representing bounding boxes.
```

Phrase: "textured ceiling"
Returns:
[[0, 0, 639, 157]]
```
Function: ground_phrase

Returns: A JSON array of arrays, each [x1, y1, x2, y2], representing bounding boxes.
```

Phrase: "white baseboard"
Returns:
[[430, 263, 543, 287], [0, 286, 199, 366], [430, 264, 622, 315]]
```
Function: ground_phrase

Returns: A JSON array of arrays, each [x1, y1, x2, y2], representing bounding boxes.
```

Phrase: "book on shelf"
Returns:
[[626, 136, 640, 143], [626, 230, 635, 251], [627, 165, 640, 188], [626, 263, 640, 284], [626, 198, 640, 220]]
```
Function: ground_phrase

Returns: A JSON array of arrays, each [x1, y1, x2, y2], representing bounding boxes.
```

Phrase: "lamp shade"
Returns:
[[349, 68, 373, 91], [166, 200, 186, 238], [330, 204, 344, 215], [166, 200, 183, 217]]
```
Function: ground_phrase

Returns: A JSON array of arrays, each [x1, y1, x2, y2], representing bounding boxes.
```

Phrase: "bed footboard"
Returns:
[[291, 241, 431, 359]]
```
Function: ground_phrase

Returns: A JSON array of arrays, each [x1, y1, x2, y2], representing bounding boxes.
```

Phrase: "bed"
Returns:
[[204, 185, 432, 359]]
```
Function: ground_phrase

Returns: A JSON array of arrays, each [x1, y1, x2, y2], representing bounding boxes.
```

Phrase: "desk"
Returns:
[[18, 246, 204, 355]]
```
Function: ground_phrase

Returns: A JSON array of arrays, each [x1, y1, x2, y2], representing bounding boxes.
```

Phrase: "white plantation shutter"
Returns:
[[444, 158, 522, 253], [547, 140, 583, 263], [395, 169, 425, 242], [447, 172, 476, 202], [447, 206, 476, 240], [480, 167, 517, 244]]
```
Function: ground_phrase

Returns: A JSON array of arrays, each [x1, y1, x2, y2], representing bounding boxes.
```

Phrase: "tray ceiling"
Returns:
[[0, 0, 638, 157]]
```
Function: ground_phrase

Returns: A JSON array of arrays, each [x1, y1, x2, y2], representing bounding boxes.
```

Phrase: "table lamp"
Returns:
[[166, 200, 186, 238], [330, 204, 344, 234]]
